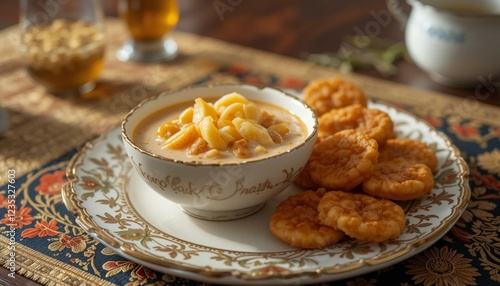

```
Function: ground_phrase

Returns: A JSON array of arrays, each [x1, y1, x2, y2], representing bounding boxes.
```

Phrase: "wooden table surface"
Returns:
[[1, 0, 498, 107]]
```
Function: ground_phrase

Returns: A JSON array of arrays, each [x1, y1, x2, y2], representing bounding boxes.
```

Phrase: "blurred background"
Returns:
[[1, 0, 498, 105]]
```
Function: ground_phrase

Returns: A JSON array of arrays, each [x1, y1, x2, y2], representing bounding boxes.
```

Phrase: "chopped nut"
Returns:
[[260, 111, 276, 128], [232, 139, 251, 158], [268, 123, 290, 137], [267, 129, 283, 144], [188, 137, 209, 155]]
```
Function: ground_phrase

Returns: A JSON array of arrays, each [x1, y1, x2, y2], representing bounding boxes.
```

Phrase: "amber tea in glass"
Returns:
[[116, 0, 179, 62], [121, 0, 179, 42]]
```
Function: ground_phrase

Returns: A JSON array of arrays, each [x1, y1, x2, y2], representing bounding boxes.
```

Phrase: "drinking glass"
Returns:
[[19, 0, 106, 96], [116, 0, 179, 62]]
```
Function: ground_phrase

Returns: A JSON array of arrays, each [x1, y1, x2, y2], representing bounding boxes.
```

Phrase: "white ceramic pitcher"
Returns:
[[403, 0, 500, 86]]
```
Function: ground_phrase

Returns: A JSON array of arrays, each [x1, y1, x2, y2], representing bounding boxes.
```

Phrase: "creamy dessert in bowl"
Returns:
[[121, 83, 317, 220]]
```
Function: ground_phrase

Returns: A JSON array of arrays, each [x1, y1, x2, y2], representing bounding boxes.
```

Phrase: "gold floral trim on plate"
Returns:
[[62, 102, 470, 285]]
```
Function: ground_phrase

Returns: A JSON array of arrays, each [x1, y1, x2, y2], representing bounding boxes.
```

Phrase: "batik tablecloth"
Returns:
[[1, 19, 499, 286]]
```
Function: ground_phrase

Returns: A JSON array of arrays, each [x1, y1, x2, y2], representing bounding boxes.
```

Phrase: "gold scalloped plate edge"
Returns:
[[61, 100, 471, 284]]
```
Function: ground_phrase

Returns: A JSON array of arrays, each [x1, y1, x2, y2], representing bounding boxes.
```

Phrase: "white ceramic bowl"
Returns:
[[121, 84, 317, 221]]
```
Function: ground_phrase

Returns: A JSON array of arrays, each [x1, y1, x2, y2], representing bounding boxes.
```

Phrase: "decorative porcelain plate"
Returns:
[[63, 101, 470, 285]]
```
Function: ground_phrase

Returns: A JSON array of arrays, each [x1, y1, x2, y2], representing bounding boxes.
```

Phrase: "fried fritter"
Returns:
[[318, 105, 394, 145], [379, 138, 438, 171], [303, 77, 367, 116], [294, 162, 319, 189], [269, 188, 345, 249], [318, 191, 406, 242], [362, 158, 434, 201], [309, 130, 378, 191]]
